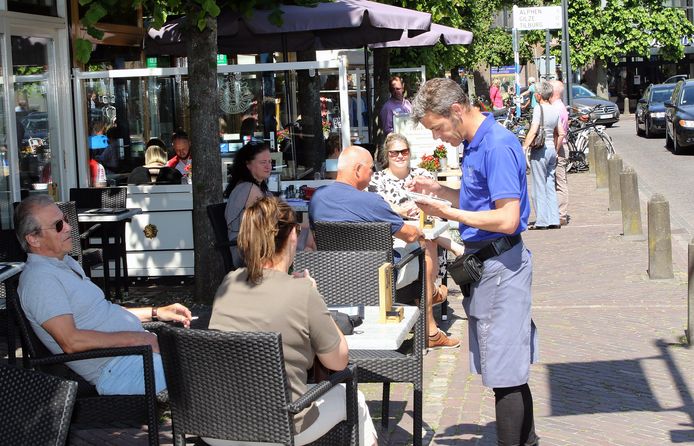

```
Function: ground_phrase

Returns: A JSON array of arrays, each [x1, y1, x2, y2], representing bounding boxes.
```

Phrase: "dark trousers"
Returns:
[[493, 383, 539, 446]]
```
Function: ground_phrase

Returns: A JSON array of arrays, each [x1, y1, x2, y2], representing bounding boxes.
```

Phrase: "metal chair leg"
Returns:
[[381, 382, 390, 428]]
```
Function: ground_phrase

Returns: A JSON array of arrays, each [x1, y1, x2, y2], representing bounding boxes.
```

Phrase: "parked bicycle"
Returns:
[[565, 105, 615, 173]]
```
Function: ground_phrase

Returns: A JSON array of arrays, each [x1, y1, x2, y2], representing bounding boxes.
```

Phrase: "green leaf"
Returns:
[[75, 38, 93, 64], [82, 3, 107, 27], [85, 25, 105, 40]]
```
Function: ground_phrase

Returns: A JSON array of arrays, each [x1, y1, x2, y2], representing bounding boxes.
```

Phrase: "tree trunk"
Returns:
[[297, 49, 323, 176], [372, 47, 390, 152], [583, 60, 609, 99], [186, 13, 224, 304]]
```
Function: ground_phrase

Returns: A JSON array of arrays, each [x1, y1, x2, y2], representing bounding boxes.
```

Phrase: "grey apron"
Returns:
[[462, 240, 539, 388]]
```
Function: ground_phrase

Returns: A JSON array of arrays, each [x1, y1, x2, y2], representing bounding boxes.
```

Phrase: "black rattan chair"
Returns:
[[0, 364, 78, 446], [294, 249, 425, 446], [7, 289, 161, 445], [0, 229, 26, 365], [68, 187, 128, 297], [206, 203, 235, 273], [158, 325, 358, 446]]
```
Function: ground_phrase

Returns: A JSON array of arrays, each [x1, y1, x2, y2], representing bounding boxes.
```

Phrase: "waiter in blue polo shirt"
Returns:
[[407, 78, 539, 446]]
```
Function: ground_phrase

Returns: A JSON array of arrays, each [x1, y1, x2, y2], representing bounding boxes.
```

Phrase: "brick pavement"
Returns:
[[6, 169, 694, 445]]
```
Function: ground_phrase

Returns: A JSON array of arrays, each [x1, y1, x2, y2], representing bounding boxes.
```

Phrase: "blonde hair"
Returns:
[[379, 133, 410, 168], [238, 197, 297, 285], [144, 145, 167, 166]]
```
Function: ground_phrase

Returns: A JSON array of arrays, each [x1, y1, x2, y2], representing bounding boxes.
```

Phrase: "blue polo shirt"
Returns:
[[459, 113, 529, 242], [309, 181, 404, 235]]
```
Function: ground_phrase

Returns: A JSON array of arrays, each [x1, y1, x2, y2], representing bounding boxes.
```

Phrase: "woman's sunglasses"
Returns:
[[387, 148, 410, 157], [294, 223, 302, 236], [40, 215, 69, 233]]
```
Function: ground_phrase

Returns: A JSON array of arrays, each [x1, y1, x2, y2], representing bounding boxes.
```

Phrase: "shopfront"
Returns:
[[0, 3, 74, 229]]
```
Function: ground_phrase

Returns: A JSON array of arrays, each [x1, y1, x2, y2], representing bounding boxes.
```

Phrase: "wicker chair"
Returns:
[[0, 364, 78, 446], [7, 289, 161, 446], [68, 187, 128, 297], [206, 203, 235, 273], [157, 325, 358, 446], [0, 229, 26, 365], [294, 249, 425, 446]]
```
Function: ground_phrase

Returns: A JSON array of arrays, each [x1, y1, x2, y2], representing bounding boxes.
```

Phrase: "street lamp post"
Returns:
[[561, 0, 572, 106]]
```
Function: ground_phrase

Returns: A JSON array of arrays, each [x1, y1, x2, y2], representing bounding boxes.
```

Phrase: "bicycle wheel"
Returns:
[[597, 130, 615, 157], [566, 137, 588, 173]]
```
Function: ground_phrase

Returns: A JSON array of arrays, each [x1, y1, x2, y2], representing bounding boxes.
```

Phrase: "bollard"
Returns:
[[608, 155, 623, 211], [623, 98, 630, 117], [647, 194, 673, 279], [688, 239, 694, 345], [588, 133, 599, 174], [619, 167, 643, 239], [594, 139, 609, 190]]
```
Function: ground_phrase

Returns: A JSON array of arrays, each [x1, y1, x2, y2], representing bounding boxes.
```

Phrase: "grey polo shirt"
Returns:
[[18, 253, 144, 384]]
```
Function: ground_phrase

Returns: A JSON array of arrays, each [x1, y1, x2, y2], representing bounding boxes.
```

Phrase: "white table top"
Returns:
[[337, 305, 419, 350], [405, 219, 449, 240], [78, 208, 142, 222], [0, 262, 24, 282]]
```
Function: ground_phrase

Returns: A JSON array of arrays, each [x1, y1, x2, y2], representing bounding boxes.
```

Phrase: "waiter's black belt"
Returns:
[[472, 233, 523, 262], [448, 234, 523, 288]]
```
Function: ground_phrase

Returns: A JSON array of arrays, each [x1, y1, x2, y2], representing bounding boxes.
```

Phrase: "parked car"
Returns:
[[636, 83, 675, 138], [664, 79, 694, 155], [20, 112, 48, 145], [664, 74, 688, 84], [571, 85, 620, 126]]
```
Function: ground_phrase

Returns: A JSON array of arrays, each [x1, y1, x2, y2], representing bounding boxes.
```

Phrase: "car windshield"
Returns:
[[651, 88, 674, 103], [572, 85, 596, 98]]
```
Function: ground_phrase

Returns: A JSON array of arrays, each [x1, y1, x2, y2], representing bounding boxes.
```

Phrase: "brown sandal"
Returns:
[[432, 284, 448, 305]]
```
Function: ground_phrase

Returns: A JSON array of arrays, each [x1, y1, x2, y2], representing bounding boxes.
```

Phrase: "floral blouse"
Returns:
[[368, 167, 435, 206]]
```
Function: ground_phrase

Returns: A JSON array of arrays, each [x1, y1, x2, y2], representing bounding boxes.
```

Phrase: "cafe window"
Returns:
[[74, 58, 352, 187], [8, 0, 58, 16]]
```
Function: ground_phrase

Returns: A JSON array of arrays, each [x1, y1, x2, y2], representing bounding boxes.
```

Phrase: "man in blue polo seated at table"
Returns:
[[15, 194, 192, 395], [309, 145, 460, 349]]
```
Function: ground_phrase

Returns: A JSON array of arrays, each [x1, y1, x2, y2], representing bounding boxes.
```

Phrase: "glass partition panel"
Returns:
[[0, 39, 8, 229], [12, 36, 57, 201], [82, 76, 178, 185], [75, 59, 349, 186]]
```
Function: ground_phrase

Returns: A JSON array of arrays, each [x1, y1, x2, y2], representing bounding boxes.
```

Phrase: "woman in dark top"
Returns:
[[223, 140, 274, 268]]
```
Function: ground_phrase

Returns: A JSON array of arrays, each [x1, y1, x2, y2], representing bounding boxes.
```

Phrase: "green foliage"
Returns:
[[567, 0, 694, 70]]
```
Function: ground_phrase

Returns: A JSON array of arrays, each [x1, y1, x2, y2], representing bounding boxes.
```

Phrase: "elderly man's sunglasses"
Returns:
[[40, 215, 69, 233]]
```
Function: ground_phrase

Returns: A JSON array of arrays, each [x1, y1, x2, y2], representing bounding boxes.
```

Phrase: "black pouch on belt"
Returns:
[[447, 253, 484, 287]]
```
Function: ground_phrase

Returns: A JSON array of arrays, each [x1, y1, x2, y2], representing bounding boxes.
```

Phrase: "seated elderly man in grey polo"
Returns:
[[15, 194, 192, 395]]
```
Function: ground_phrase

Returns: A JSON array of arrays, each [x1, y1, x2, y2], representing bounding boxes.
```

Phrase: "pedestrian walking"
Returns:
[[550, 80, 570, 225], [523, 81, 563, 230], [407, 78, 540, 446]]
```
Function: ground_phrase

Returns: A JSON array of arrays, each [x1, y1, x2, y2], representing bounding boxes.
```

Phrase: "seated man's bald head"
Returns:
[[337, 145, 374, 189]]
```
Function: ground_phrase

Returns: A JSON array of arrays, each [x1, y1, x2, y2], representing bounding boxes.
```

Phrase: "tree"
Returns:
[[76, 0, 293, 303], [566, 0, 694, 96]]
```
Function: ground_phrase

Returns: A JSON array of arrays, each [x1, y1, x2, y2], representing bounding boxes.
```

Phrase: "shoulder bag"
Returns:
[[527, 104, 545, 151]]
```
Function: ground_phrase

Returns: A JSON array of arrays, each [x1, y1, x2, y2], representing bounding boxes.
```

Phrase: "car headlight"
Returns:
[[650, 112, 665, 119], [678, 119, 694, 128]]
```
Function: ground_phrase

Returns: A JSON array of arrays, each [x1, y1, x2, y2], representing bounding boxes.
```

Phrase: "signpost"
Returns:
[[512, 5, 565, 116]]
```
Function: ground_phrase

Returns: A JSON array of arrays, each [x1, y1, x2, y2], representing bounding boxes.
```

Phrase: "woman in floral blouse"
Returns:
[[369, 133, 464, 349]]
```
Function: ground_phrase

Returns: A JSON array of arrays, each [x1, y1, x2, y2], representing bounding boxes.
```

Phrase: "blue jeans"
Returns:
[[95, 353, 167, 395], [529, 145, 560, 227]]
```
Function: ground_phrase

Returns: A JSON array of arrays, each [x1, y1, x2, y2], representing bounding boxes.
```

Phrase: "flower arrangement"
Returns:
[[276, 128, 288, 144], [184, 163, 192, 181], [433, 144, 448, 159], [418, 154, 440, 172], [322, 120, 331, 134]]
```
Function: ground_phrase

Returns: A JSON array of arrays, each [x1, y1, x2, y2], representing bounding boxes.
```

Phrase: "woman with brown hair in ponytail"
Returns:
[[208, 196, 377, 446]]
